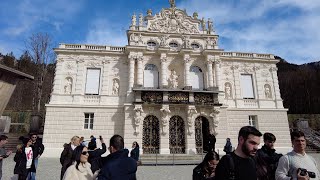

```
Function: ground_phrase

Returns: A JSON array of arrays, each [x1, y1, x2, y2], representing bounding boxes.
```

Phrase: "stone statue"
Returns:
[[201, 17, 206, 31], [159, 35, 169, 47], [265, 85, 271, 99], [160, 106, 171, 134], [64, 78, 72, 94], [169, 70, 179, 89], [210, 108, 220, 135], [147, 9, 152, 16], [112, 79, 119, 95], [131, 13, 137, 27], [169, 0, 175, 8], [225, 83, 232, 99], [139, 13, 143, 26], [187, 107, 197, 135], [207, 18, 213, 34], [133, 106, 144, 134]]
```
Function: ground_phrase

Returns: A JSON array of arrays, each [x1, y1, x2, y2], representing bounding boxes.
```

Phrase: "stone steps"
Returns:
[[139, 154, 205, 165], [3, 134, 24, 152]]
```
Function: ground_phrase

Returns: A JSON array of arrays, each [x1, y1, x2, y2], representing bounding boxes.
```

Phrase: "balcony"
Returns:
[[133, 88, 221, 106]]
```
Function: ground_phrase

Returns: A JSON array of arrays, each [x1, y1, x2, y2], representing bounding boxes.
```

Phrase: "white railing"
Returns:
[[59, 43, 125, 52], [243, 99, 258, 107], [83, 95, 101, 103], [221, 52, 274, 59]]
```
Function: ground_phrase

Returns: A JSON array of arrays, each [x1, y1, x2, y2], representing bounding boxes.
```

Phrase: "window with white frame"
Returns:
[[249, 115, 258, 128], [85, 68, 101, 95], [240, 74, 255, 99], [84, 113, 94, 130], [144, 64, 159, 88]]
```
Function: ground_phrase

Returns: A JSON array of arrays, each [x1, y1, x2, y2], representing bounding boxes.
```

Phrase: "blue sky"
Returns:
[[1, 0, 320, 64]]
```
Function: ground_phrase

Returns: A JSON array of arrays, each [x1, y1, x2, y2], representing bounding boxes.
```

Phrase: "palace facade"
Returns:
[[43, 1, 291, 156]]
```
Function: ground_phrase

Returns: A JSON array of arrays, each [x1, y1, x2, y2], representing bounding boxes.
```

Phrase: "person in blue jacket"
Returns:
[[98, 135, 137, 180]]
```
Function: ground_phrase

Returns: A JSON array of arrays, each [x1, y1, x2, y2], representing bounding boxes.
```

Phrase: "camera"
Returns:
[[298, 168, 316, 178]]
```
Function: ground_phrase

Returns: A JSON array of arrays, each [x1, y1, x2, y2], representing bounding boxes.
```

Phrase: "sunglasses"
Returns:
[[81, 151, 89, 155]]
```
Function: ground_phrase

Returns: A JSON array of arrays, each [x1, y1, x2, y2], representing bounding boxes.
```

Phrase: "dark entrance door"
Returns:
[[142, 115, 160, 154], [169, 116, 185, 154], [195, 116, 210, 153]]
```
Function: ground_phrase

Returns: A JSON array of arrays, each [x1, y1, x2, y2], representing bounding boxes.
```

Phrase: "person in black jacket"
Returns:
[[98, 135, 137, 180], [255, 132, 282, 180], [130, 141, 140, 162], [29, 133, 44, 180], [60, 136, 80, 180], [14, 137, 36, 180], [88, 136, 106, 174], [193, 151, 220, 180]]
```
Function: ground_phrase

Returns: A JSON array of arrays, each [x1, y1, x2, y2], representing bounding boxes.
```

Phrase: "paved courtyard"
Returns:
[[2, 153, 320, 180]]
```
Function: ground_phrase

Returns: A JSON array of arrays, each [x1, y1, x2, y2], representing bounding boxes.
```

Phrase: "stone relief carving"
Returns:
[[147, 7, 200, 34], [224, 82, 232, 99], [209, 108, 220, 135], [160, 105, 171, 134], [261, 70, 270, 77], [112, 79, 120, 96], [182, 35, 190, 48], [187, 107, 197, 135], [159, 35, 170, 47], [130, 33, 143, 46], [133, 105, 144, 135], [264, 84, 272, 99], [64, 77, 73, 94], [168, 70, 179, 89], [86, 61, 102, 67]]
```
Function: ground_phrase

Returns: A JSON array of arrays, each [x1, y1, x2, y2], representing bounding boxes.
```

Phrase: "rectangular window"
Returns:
[[240, 74, 255, 99], [84, 113, 94, 130], [249, 115, 257, 128], [85, 68, 101, 95]]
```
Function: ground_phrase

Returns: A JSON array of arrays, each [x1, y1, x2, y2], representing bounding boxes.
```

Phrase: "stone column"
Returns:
[[128, 57, 135, 92], [206, 57, 214, 89], [214, 57, 221, 91], [184, 54, 191, 89], [160, 104, 170, 154], [160, 53, 168, 88], [186, 105, 197, 154], [137, 56, 143, 87]]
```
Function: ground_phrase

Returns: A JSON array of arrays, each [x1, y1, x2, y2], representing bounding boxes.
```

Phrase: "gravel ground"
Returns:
[[2, 153, 320, 180]]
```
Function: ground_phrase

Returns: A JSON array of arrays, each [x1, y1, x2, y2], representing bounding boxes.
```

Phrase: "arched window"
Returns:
[[144, 64, 159, 88], [190, 66, 204, 90], [191, 43, 200, 49], [147, 41, 157, 48], [169, 42, 178, 48]]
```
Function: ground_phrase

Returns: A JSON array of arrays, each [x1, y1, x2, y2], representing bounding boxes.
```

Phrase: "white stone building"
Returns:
[[43, 1, 291, 157]]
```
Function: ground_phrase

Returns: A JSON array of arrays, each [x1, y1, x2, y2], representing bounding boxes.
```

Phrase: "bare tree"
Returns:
[[25, 32, 54, 113]]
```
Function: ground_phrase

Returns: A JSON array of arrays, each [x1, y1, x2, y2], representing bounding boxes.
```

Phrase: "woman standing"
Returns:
[[60, 136, 80, 180], [14, 138, 36, 180], [223, 138, 232, 154], [63, 145, 98, 180], [193, 151, 220, 180], [130, 141, 140, 162]]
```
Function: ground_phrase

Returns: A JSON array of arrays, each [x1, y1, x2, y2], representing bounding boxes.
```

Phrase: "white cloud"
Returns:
[[177, 0, 320, 64], [85, 19, 127, 46]]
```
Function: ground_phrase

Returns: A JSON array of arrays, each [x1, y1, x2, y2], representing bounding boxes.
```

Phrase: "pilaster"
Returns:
[[160, 53, 168, 88]]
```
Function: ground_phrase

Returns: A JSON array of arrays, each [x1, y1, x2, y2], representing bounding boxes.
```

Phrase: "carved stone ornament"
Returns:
[[168, 70, 179, 89], [160, 105, 171, 134], [147, 7, 200, 34], [261, 70, 270, 77], [209, 108, 220, 135], [187, 106, 197, 135], [112, 79, 120, 96], [64, 77, 73, 94], [86, 61, 101, 67], [159, 35, 170, 47], [130, 33, 143, 46], [133, 105, 144, 135]]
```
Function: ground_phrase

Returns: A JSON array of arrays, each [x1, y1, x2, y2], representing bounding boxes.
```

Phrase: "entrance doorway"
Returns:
[[195, 116, 210, 153], [169, 116, 185, 154], [142, 115, 160, 154]]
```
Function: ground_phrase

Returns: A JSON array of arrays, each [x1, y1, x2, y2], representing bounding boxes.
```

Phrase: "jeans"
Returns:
[[30, 158, 38, 180]]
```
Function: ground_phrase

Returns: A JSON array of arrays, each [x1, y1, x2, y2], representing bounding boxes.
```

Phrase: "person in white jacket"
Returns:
[[63, 145, 99, 180], [275, 131, 320, 180]]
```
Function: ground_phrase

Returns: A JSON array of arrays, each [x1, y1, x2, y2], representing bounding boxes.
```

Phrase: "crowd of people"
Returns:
[[1, 125, 320, 180], [192, 126, 320, 180]]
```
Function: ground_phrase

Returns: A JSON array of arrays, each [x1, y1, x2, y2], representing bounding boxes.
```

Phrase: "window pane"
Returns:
[[85, 119, 89, 124], [241, 74, 255, 98], [85, 69, 101, 94], [90, 124, 93, 129], [84, 124, 88, 129], [91, 113, 94, 119], [85, 114, 89, 118]]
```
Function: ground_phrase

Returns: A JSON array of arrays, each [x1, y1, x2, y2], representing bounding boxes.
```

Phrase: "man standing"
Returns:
[[98, 135, 137, 180], [276, 131, 320, 180], [255, 132, 282, 180], [215, 126, 262, 180], [0, 135, 12, 180], [29, 133, 44, 180]]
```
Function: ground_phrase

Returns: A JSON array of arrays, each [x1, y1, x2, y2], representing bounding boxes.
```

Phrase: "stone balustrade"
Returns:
[[59, 43, 125, 52], [221, 52, 274, 59]]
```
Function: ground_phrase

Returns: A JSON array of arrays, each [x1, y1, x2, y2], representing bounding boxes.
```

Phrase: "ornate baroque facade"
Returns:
[[43, 1, 291, 156]]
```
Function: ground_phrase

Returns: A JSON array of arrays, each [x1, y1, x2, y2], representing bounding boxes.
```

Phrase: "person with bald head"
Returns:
[[60, 136, 80, 180]]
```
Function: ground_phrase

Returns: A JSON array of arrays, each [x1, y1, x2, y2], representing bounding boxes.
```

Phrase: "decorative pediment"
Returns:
[[147, 8, 201, 34]]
